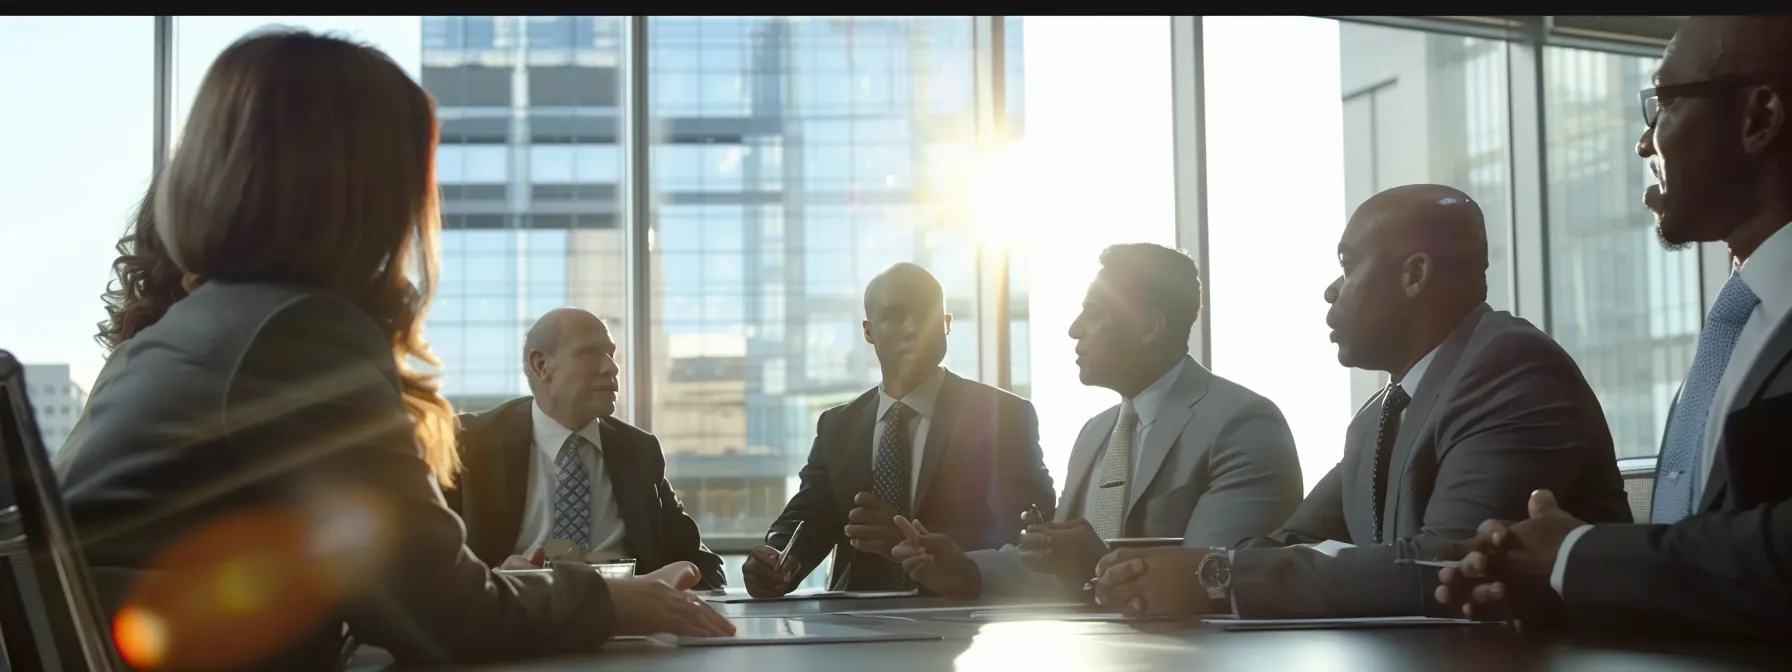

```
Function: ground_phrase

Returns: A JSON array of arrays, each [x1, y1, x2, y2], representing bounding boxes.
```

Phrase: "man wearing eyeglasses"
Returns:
[[1438, 16, 1792, 640]]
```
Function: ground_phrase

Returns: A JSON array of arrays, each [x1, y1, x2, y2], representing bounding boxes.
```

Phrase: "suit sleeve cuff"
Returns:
[[1549, 524, 1594, 598]]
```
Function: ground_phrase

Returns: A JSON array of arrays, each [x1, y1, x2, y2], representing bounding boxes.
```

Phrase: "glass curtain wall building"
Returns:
[[420, 16, 984, 540], [10, 16, 1690, 548]]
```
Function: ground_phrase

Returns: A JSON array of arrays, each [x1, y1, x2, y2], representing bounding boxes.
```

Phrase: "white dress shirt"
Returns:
[[1079, 358, 1188, 521], [873, 367, 948, 498], [514, 402, 629, 559], [1551, 221, 1792, 597], [1396, 344, 1442, 417]]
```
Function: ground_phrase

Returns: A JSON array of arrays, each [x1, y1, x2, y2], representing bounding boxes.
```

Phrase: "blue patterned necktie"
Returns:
[[1652, 272, 1759, 524], [552, 433, 593, 550], [869, 401, 916, 589]]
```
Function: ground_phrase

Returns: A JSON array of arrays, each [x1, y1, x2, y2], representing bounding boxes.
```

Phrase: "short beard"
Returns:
[[1656, 224, 1695, 252]]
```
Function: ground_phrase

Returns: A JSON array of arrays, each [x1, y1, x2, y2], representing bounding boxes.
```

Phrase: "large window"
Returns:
[[0, 17, 154, 453], [419, 16, 629, 414], [71, 16, 1687, 571], [644, 17, 980, 545], [1002, 16, 1177, 491], [1204, 18, 1517, 490], [1543, 47, 1698, 459], [174, 17, 632, 416]]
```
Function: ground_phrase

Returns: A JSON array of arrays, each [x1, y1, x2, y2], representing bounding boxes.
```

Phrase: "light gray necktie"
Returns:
[[1090, 398, 1138, 539]]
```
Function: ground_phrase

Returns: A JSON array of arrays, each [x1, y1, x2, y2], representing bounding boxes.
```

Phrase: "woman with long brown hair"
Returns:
[[59, 29, 729, 670]]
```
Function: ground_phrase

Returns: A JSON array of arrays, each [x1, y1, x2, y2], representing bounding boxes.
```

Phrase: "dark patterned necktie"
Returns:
[[869, 401, 916, 589], [1370, 383, 1411, 545], [551, 434, 593, 551]]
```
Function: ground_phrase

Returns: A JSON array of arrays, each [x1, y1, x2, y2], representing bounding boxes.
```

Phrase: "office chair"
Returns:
[[1617, 457, 1658, 523], [0, 350, 123, 671]]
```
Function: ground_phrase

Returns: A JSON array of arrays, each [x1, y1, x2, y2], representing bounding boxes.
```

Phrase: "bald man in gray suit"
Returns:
[[891, 243, 1305, 598]]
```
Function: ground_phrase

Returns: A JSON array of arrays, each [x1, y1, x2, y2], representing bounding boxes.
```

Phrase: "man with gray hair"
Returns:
[[448, 308, 725, 589]]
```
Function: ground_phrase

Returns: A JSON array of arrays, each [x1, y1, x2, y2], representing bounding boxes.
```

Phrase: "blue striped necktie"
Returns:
[[1651, 272, 1758, 524]]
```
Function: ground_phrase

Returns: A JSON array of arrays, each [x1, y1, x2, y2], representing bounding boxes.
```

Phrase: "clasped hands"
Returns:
[[887, 509, 1115, 598], [1434, 489, 1585, 630]]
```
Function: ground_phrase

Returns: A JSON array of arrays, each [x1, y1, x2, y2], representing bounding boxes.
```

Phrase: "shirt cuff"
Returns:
[[1225, 550, 1239, 616], [1548, 524, 1594, 598]]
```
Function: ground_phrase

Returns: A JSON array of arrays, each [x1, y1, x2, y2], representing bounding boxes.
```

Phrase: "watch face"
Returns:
[[1200, 554, 1230, 588]]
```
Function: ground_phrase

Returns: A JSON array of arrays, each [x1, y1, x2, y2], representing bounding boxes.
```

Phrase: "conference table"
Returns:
[[420, 594, 1788, 671]]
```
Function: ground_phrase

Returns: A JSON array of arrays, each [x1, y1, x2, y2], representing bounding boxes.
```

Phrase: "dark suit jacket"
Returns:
[[769, 369, 1057, 590], [1563, 308, 1792, 640], [1233, 304, 1632, 618], [56, 283, 616, 669], [447, 397, 724, 588]]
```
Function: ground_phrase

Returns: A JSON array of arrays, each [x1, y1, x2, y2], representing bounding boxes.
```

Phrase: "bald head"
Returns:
[[1324, 184, 1488, 374], [863, 262, 944, 318], [526, 307, 605, 357], [1349, 184, 1489, 276], [1667, 16, 1792, 82], [861, 262, 951, 388], [525, 308, 620, 425]]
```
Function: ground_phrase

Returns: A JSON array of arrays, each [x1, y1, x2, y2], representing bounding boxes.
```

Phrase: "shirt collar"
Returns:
[[1129, 357, 1187, 428], [1737, 221, 1792, 324], [1396, 344, 1441, 398], [530, 400, 603, 460], [877, 366, 948, 422]]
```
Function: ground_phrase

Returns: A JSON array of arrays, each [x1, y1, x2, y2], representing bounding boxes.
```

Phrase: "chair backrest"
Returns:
[[1618, 457, 1658, 524], [0, 350, 121, 671]]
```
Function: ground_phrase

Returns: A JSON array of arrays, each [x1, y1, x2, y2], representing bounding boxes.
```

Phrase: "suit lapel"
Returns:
[[1343, 399, 1384, 542], [1699, 314, 1792, 512], [1062, 406, 1118, 519], [912, 373, 961, 510], [495, 404, 534, 558], [1127, 357, 1211, 515], [599, 420, 657, 565], [1385, 304, 1487, 531], [835, 394, 879, 513]]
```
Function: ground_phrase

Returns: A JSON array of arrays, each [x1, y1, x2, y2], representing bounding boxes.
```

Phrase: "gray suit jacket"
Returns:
[[1563, 304, 1792, 640], [970, 355, 1304, 596], [56, 283, 619, 669], [1232, 304, 1632, 618]]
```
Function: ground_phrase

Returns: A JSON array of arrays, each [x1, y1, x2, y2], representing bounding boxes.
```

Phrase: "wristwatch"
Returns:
[[1197, 549, 1232, 602]]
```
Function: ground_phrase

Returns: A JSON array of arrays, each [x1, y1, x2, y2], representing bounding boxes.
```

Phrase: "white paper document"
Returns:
[[967, 610, 1174, 622], [1395, 559, 1463, 569], [1204, 616, 1483, 631], [834, 602, 1085, 618], [643, 617, 943, 647], [1295, 540, 1356, 557], [697, 588, 918, 603]]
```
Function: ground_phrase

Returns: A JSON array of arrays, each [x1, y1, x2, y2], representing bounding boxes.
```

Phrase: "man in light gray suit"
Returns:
[[1090, 185, 1632, 618], [890, 243, 1304, 598]]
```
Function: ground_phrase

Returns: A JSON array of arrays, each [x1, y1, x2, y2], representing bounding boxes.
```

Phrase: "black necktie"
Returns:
[[1370, 383, 1412, 545], [869, 402, 916, 589]]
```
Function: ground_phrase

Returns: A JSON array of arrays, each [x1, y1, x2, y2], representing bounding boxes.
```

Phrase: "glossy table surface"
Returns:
[[412, 596, 1788, 671]]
